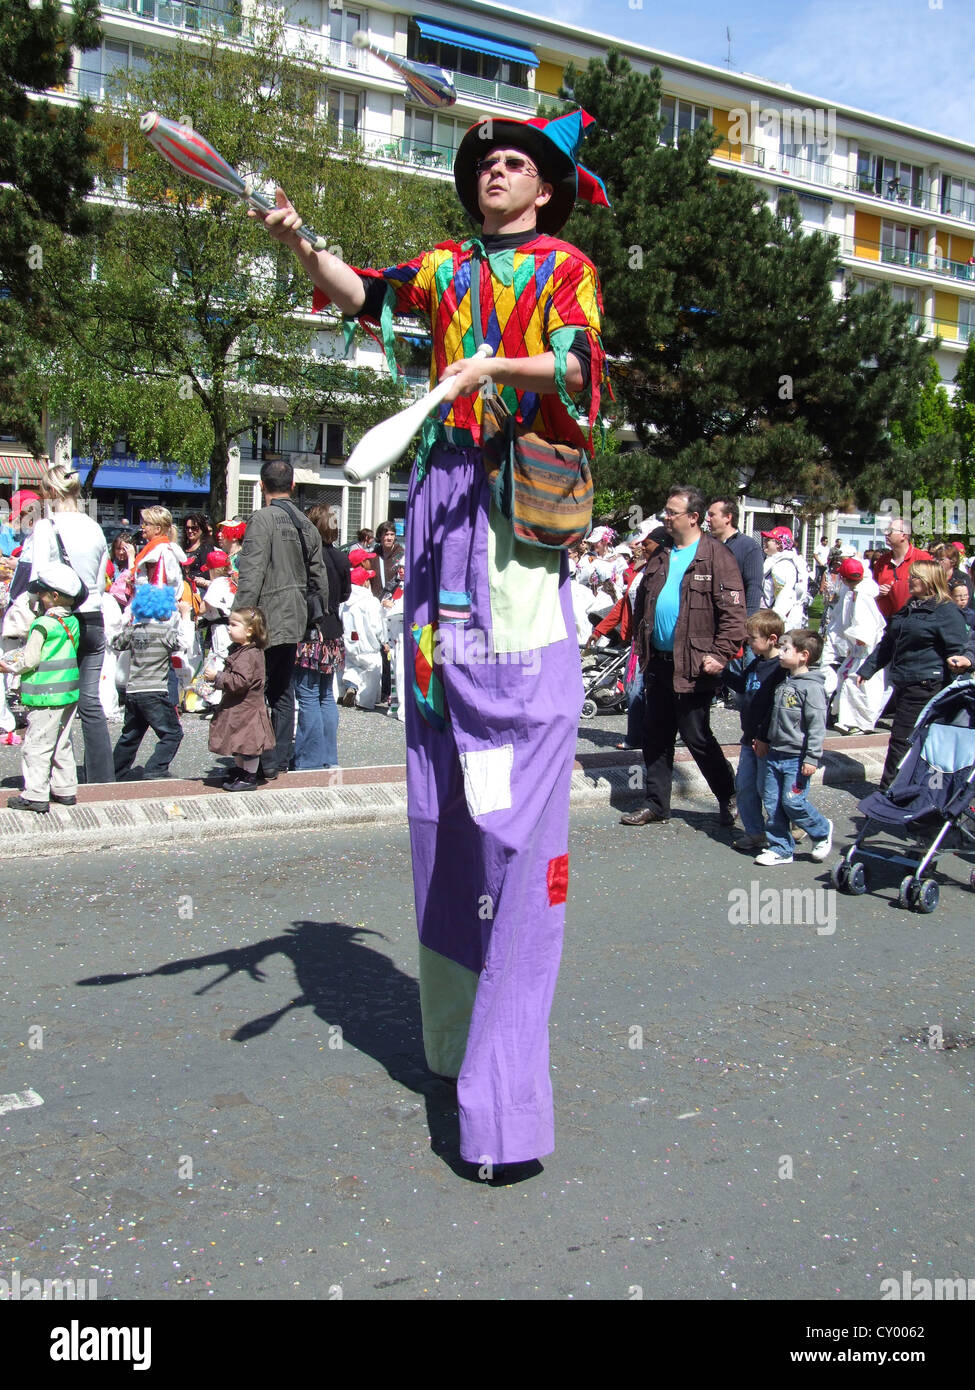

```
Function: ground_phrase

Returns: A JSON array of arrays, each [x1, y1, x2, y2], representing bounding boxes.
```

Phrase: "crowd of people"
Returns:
[[0, 461, 407, 810], [570, 494, 975, 860]]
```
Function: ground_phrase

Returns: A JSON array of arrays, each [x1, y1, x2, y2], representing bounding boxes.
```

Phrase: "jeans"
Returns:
[[263, 644, 298, 775], [113, 691, 183, 777], [762, 754, 830, 857], [735, 742, 766, 837], [293, 667, 338, 768], [77, 613, 115, 783]]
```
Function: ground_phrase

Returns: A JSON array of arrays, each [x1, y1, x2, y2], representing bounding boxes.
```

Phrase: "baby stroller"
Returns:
[[832, 675, 975, 914], [580, 640, 630, 719]]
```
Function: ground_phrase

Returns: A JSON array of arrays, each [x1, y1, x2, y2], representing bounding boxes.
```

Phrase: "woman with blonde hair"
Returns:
[[857, 560, 973, 787], [24, 464, 113, 782]]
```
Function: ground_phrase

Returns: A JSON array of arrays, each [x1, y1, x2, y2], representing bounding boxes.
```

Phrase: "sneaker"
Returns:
[[50, 793, 77, 806], [753, 849, 793, 865], [810, 819, 834, 862], [733, 834, 767, 853]]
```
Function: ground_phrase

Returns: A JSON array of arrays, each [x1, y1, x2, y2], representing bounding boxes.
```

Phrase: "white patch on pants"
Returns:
[[460, 744, 513, 818]]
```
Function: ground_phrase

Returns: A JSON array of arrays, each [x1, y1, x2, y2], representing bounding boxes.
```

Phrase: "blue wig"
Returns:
[[131, 583, 177, 622]]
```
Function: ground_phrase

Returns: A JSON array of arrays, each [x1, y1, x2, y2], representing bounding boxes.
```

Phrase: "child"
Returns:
[[195, 549, 236, 706], [0, 562, 85, 813], [753, 628, 833, 866], [111, 585, 195, 780], [950, 579, 975, 634], [723, 609, 786, 853], [206, 606, 275, 791]]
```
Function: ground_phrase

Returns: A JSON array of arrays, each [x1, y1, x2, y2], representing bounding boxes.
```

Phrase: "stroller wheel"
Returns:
[[847, 861, 867, 895], [915, 880, 939, 915], [580, 698, 598, 720], [898, 875, 919, 910], [831, 860, 848, 891]]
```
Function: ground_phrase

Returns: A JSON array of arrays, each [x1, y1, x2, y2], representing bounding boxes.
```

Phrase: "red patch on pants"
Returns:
[[547, 853, 569, 906]]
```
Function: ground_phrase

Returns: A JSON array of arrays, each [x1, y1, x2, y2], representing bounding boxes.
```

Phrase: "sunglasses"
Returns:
[[475, 154, 539, 178]]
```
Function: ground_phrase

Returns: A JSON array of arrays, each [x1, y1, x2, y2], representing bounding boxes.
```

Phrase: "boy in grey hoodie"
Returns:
[[753, 628, 833, 865]]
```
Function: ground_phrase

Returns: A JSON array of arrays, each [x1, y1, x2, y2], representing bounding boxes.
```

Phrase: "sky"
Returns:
[[507, 0, 975, 145]]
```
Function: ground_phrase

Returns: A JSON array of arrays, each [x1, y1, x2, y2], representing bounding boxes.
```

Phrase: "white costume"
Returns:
[[763, 550, 808, 629], [834, 574, 890, 732], [339, 585, 385, 709]]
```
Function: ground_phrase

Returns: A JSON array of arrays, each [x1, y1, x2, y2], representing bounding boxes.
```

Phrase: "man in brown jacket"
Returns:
[[621, 484, 746, 826]]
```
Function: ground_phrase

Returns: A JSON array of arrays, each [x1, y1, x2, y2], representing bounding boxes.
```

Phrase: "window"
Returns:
[[403, 108, 462, 165], [941, 174, 975, 223], [857, 152, 924, 206], [797, 195, 830, 227], [237, 480, 257, 516], [959, 299, 975, 343], [325, 423, 344, 459], [408, 28, 529, 88], [659, 96, 709, 146], [326, 88, 359, 142], [329, 7, 362, 67], [880, 220, 924, 269], [78, 40, 149, 99]]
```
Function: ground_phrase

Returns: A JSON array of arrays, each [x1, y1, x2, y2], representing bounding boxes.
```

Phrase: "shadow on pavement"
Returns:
[[76, 919, 482, 1180]]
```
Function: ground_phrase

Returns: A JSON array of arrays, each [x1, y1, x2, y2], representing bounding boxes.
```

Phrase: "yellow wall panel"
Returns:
[[949, 234, 973, 264], [535, 60, 564, 96], [935, 290, 960, 337], [854, 211, 882, 260], [710, 108, 741, 162]]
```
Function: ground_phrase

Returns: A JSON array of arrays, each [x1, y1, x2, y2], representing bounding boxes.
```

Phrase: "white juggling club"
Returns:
[[344, 344, 495, 483]]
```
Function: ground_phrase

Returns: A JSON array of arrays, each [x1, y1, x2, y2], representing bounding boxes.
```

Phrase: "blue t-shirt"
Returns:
[[653, 539, 699, 651]]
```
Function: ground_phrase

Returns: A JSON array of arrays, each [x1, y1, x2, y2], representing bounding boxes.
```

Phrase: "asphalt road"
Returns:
[[2, 787, 973, 1304]]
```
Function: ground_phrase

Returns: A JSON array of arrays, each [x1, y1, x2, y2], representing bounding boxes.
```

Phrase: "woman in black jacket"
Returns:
[[293, 505, 352, 769], [857, 561, 973, 787]]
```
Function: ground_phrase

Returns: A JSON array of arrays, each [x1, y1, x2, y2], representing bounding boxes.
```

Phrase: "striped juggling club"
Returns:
[[351, 31, 456, 109], [139, 112, 328, 250]]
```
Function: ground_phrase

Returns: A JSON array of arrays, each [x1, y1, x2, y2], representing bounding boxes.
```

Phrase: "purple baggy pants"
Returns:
[[404, 445, 583, 1165]]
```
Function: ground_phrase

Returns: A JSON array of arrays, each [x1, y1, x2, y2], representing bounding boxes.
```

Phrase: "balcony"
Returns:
[[840, 232, 975, 283], [101, 0, 245, 37], [908, 313, 972, 343]]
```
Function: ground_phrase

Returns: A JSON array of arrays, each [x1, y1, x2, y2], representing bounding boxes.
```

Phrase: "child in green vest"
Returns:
[[0, 562, 85, 813]]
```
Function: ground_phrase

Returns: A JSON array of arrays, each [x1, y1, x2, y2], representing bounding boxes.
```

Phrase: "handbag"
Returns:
[[269, 500, 328, 637], [468, 247, 593, 550]]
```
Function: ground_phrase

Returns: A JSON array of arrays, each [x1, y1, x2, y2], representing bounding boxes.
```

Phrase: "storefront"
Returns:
[[74, 457, 209, 525]]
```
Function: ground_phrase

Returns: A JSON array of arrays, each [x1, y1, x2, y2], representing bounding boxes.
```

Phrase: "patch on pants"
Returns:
[[547, 853, 569, 905], [459, 744, 513, 818], [411, 622, 446, 730]]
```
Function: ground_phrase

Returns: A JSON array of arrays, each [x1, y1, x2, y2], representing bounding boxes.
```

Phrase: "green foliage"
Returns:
[[952, 339, 975, 498], [0, 0, 102, 450], [561, 49, 944, 521], [32, 6, 463, 516]]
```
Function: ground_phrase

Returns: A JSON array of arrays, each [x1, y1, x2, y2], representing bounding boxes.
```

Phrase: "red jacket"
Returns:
[[871, 544, 931, 621]]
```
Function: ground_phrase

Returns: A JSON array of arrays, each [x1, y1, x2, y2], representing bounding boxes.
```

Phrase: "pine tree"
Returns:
[[561, 49, 940, 520], [0, 0, 102, 451]]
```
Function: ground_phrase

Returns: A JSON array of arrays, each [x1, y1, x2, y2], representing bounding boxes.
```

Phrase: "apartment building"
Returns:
[[10, 0, 975, 545]]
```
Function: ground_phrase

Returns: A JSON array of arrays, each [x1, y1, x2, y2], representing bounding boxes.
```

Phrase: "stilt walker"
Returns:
[[253, 109, 610, 1167]]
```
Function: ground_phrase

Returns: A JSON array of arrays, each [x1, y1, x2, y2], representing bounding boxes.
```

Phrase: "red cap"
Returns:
[[951, 541, 966, 553], [760, 525, 794, 545], [839, 557, 864, 580], [201, 549, 230, 571], [10, 489, 39, 516]]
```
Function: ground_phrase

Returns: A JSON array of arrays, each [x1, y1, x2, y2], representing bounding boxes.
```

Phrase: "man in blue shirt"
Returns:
[[622, 485, 747, 826]]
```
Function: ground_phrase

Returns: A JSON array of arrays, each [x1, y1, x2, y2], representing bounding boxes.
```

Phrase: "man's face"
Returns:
[[885, 522, 908, 547], [476, 146, 552, 232], [664, 495, 697, 543], [706, 503, 732, 539]]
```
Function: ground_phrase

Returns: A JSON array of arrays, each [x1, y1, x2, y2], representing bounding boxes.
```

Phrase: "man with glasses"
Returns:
[[251, 111, 609, 1174], [621, 486, 746, 828], [871, 518, 930, 622]]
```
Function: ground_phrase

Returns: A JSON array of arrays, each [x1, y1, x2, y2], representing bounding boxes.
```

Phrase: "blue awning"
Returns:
[[74, 457, 209, 494], [414, 16, 537, 68]]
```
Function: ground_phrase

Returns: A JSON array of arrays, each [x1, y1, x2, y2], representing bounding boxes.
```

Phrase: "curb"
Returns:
[[0, 740, 889, 859]]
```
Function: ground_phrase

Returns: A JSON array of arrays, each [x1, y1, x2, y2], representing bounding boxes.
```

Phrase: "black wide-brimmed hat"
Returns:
[[453, 110, 609, 236]]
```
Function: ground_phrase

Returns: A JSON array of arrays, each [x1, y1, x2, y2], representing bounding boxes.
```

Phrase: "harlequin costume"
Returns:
[[313, 111, 610, 1166]]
